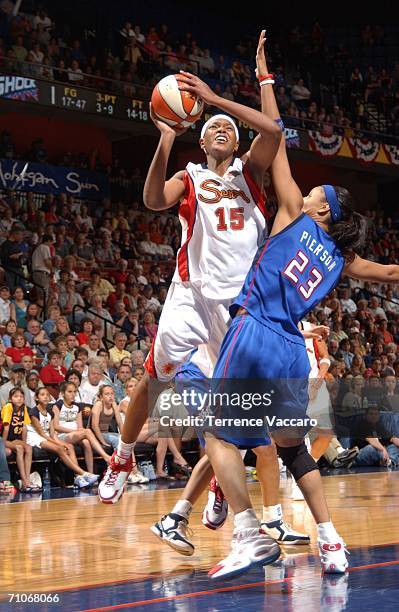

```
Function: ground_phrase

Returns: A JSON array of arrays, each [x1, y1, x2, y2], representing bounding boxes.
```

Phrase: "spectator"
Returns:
[[0, 285, 12, 324], [1, 387, 34, 492], [31, 234, 54, 299], [354, 406, 399, 467], [291, 78, 311, 107], [0, 363, 29, 407], [25, 319, 51, 357], [113, 363, 133, 403], [380, 375, 399, 412], [5, 333, 33, 366], [109, 332, 130, 368], [79, 363, 107, 405], [84, 333, 103, 359], [52, 382, 111, 470], [28, 387, 98, 489], [11, 286, 29, 329], [90, 384, 123, 451], [0, 226, 26, 291], [39, 350, 66, 398], [76, 318, 95, 346]]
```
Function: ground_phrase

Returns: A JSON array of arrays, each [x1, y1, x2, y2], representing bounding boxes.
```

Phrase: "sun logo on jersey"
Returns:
[[198, 179, 250, 204], [162, 362, 176, 376]]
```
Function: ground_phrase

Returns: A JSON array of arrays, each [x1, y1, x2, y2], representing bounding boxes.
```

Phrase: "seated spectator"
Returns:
[[96, 348, 116, 384], [107, 283, 129, 313], [339, 288, 357, 315], [68, 59, 84, 82], [0, 363, 29, 406], [0, 285, 12, 324], [113, 363, 133, 403], [0, 348, 10, 383], [1, 387, 35, 492], [111, 259, 129, 284], [5, 332, 34, 366], [25, 371, 41, 409], [11, 286, 29, 329], [109, 332, 130, 368], [42, 304, 62, 337], [39, 350, 66, 398], [76, 318, 95, 346], [369, 296, 387, 320], [1, 319, 17, 348], [354, 406, 399, 467], [59, 280, 85, 317], [362, 375, 385, 407], [83, 333, 103, 359], [28, 387, 98, 489], [89, 270, 115, 302], [49, 317, 70, 342], [25, 319, 52, 357], [380, 375, 399, 412], [90, 384, 123, 451], [52, 382, 111, 470], [64, 369, 84, 402], [79, 363, 107, 405], [139, 310, 158, 341], [340, 375, 365, 417]]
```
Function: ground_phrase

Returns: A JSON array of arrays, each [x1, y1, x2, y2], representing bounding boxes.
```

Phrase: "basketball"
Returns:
[[151, 74, 204, 129]]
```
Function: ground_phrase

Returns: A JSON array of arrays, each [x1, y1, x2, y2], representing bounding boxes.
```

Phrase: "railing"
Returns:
[[71, 304, 143, 351], [1, 58, 398, 145]]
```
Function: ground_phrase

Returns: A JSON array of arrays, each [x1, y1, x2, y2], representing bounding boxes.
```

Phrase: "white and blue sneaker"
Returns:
[[150, 513, 194, 556], [74, 475, 89, 489], [208, 527, 280, 579], [83, 473, 100, 486], [261, 519, 310, 545]]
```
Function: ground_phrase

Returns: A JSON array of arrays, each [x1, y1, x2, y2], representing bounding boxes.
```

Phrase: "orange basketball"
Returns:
[[151, 74, 204, 129]]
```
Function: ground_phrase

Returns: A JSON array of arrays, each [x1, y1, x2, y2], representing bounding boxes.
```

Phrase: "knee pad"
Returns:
[[277, 442, 318, 481]]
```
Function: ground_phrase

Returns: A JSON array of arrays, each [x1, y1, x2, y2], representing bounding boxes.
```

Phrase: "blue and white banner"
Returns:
[[0, 159, 109, 200]]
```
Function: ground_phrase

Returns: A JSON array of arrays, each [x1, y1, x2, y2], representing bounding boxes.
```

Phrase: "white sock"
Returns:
[[117, 440, 135, 461], [262, 503, 283, 523], [317, 521, 340, 542], [336, 446, 345, 455], [240, 449, 247, 459], [171, 499, 193, 520], [233, 508, 259, 532]]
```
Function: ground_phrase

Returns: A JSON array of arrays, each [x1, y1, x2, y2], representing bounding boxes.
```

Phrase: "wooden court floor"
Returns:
[[1, 471, 399, 595]]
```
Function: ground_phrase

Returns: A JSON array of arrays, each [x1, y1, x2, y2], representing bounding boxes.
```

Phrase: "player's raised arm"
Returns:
[[143, 105, 186, 211], [256, 30, 303, 220], [344, 255, 399, 282], [178, 70, 282, 185]]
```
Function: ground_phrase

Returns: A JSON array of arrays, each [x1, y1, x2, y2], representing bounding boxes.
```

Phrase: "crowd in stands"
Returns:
[[0, 181, 399, 496], [1, 3, 399, 138]]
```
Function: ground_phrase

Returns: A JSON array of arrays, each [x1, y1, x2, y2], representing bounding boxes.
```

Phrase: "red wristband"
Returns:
[[258, 74, 274, 83]]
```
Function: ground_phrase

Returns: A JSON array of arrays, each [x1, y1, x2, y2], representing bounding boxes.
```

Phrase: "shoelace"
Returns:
[[213, 488, 224, 513], [104, 467, 121, 487]]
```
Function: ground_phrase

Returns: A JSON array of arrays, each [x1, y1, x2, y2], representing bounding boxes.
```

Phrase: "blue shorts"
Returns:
[[209, 314, 310, 448]]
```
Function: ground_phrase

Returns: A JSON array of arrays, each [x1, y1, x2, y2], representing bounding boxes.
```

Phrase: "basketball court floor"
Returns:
[[1, 469, 399, 611]]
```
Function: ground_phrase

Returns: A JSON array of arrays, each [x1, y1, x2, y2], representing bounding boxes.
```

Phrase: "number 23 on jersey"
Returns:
[[283, 250, 323, 300]]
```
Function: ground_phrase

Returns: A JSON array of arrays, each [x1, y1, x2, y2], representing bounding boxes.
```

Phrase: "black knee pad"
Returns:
[[277, 442, 318, 481]]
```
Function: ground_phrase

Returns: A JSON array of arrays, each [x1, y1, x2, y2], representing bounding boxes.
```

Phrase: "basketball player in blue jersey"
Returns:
[[199, 30, 399, 580]]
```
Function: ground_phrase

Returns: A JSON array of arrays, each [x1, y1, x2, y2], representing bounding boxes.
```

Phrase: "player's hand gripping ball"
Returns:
[[151, 74, 204, 129]]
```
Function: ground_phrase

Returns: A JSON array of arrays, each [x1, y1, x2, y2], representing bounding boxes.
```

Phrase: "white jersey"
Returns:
[[172, 158, 268, 299], [301, 321, 319, 378]]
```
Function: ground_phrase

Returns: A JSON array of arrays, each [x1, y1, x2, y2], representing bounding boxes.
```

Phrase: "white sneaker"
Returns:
[[318, 538, 349, 574], [261, 519, 310, 545], [98, 452, 133, 504], [74, 475, 89, 489], [150, 513, 194, 556], [202, 476, 228, 530], [208, 527, 280, 579], [30, 472, 42, 489], [83, 473, 100, 486], [128, 470, 149, 484], [291, 481, 305, 500]]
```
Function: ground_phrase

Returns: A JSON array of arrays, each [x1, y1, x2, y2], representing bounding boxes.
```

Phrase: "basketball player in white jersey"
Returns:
[[99, 71, 283, 503]]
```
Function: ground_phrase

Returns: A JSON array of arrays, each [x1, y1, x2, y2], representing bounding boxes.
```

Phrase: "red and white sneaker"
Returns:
[[208, 527, 280, 579], [98, 452, 133, 504], [202, 476, 228, 530], [318, 538, 349, 574]]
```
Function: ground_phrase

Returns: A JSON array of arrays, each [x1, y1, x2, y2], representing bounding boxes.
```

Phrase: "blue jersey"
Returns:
[[231, 213, 345, 343]]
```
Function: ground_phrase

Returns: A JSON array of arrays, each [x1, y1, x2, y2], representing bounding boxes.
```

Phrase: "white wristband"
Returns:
[[319, 358, 331, 367], [260, 79, 275, 86]]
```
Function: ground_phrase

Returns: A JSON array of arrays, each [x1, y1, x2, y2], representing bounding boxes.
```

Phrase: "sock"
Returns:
[[117, 440, 135, 461], [263, 503, 283, 523], [336, 446, 345, 455], [317, 521, 340, 543], [171, 499, 193, 520], [233, 508, 259, 532]]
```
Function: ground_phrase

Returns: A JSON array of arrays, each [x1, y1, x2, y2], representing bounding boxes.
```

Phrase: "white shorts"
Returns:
[[145, 281, 231, 382], [26, 430, 46, 448], [307, 381, 333, 430]]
